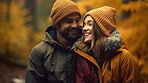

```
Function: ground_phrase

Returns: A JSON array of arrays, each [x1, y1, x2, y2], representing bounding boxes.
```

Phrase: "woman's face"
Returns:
[[83, 16, 94, 43]]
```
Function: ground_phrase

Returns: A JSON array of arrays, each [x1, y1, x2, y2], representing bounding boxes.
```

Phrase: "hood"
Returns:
[[104, 29, 122, 70], [43, 26, 61, 46], [105, 29, 122, 52]]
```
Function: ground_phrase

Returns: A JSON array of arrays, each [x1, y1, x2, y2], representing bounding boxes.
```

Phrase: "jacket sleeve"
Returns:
[[75, 55, 87, 83], [120, 49, 140, 83], [25, 47, 47, 83]]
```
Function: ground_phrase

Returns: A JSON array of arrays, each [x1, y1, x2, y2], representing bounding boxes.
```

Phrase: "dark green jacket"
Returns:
[[25, 26, 80, 83]]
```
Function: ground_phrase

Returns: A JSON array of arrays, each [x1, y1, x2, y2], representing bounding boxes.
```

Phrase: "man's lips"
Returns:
[[69, 30, 77, 33]]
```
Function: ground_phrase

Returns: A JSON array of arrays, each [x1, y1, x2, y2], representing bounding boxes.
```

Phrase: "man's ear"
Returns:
[[55, 23, 60, 30]]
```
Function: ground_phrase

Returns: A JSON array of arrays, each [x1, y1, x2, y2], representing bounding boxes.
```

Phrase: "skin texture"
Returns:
[[83, 16, 94, 43], [56, 13, 81, 48]]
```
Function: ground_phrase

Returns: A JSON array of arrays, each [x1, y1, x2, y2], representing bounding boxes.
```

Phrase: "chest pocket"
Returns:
[[44, 48, 67, 80]]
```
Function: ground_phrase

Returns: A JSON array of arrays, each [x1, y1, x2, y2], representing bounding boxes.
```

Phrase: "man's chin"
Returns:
[[66, 35, 78, 42], [69, 35, 81, 42], [68, 37, 78, 41]]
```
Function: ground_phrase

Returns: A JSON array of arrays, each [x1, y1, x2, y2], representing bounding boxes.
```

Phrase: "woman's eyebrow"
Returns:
[[87, 20, 93, 23]]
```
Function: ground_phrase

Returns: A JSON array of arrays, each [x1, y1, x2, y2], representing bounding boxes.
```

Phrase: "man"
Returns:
[[25, 0, 82, 83]]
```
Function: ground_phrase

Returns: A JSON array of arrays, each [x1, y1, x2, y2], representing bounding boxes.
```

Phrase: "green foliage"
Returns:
[[36, 0, 55, 31]]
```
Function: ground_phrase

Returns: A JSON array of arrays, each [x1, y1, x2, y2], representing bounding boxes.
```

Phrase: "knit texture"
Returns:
[[50, 0, 81, 27], [84, 6, 116, 36]]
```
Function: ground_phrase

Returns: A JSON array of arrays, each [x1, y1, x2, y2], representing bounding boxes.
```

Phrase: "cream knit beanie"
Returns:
[[84, 6, 116, 36], [50, 0, 81, 27]]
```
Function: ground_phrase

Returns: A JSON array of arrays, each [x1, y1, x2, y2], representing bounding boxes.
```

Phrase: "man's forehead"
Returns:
[[65, 13, 80, 19]]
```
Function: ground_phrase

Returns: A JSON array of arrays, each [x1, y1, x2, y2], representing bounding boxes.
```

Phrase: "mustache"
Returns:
[[67, 27, 82, 31]]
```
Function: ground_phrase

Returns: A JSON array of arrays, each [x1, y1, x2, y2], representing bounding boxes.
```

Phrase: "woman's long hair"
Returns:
[[91, 19, 106, 58]]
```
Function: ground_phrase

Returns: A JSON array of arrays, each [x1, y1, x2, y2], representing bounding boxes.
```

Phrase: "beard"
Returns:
[[58, 26, 82, 42]]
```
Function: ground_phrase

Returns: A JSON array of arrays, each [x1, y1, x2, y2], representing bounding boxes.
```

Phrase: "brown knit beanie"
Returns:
[[50, 0, 81, 27], [84, 6, 116, 36]]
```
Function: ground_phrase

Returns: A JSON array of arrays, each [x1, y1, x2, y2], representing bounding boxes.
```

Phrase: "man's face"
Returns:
[[57, 13, 82, 42]]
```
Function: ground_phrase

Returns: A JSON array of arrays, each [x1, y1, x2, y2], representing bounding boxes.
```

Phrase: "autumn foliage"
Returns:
[[0, 0, 43, 66]]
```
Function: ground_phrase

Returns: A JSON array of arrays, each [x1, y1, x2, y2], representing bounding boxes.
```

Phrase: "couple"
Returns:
[[25, 0, 140, 83]]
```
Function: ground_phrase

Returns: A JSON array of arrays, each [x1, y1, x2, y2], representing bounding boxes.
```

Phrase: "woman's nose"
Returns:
[[83, 26, 88, 31]]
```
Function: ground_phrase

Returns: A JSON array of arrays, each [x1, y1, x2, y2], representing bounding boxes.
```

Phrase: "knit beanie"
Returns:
[[84, 6, 116, 36], [50, 0, 81, 27]]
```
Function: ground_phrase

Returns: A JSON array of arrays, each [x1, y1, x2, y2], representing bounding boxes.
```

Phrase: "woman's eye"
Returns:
[[88, 23, 92, 26]]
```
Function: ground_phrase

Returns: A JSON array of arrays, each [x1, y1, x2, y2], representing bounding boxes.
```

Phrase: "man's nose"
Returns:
[[71, 21, 78, 28]]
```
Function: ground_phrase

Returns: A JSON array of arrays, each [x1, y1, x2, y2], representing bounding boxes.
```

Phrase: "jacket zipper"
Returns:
[[65, 53, 68, 83]]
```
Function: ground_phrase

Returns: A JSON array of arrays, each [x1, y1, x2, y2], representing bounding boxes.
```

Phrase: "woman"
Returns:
[[74, 6, 140, 83]]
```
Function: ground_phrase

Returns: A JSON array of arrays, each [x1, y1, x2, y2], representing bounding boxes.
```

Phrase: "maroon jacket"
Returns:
[[76, 55, 99, 83]]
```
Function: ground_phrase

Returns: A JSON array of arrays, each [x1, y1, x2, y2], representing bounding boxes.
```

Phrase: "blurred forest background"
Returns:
[[0, 0, 148, 83]]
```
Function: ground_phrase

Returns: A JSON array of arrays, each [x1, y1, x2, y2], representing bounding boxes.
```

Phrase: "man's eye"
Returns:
[[66, 20, 73, 23], [76, 19, 80, 23]]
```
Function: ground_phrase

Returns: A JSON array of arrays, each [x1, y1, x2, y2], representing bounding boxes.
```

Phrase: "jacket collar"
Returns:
[[105, 29, 122, 52], [43, 25, 62, 47]]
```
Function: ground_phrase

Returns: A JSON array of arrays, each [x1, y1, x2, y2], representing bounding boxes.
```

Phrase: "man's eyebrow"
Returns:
[[65, 18, 73, 20], [76, 17, 80, 19]]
